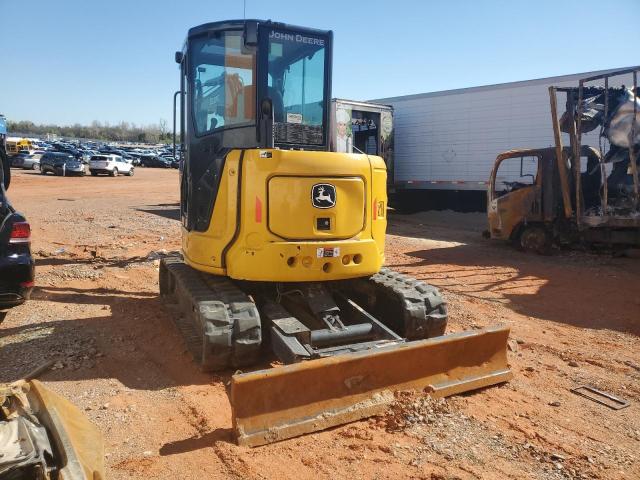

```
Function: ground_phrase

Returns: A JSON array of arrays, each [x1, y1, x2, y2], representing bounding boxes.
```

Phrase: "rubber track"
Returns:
[[160, 256, 261, 371], [341, 267, 448, 340]]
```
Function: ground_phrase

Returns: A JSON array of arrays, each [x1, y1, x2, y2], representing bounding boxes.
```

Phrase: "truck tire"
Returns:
[[518, 225, 552, 255]]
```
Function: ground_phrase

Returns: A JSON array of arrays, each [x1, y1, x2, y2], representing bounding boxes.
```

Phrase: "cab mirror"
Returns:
[[175, 51, 183, 64], [244, 21, 258, 47]]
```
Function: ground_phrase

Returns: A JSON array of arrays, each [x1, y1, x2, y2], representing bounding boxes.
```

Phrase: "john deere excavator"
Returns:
[[161, 19, 511, 447]]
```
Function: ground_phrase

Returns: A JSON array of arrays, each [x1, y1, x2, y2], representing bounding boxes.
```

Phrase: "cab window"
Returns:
[[494, 155, 539, 196], [191, 30, 256, 135], [267, 29, 327, 145]]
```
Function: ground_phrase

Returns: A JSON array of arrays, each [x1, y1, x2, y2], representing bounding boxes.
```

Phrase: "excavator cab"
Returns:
[[177, 20, 331, 149], [175, 21, 332, 232], [164, 20, 511, 447]]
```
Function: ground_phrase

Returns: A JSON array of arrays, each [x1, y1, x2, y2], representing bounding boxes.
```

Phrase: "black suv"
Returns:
[[0, 161, 34, 323], [52, 145, 83, 160], [40, 152, 86, 176], [140, 155, 172, 168]]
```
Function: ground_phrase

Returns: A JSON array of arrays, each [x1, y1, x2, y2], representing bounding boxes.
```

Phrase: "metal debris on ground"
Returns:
[[570, 385, 630, 410], [0, 380, 105, 479]]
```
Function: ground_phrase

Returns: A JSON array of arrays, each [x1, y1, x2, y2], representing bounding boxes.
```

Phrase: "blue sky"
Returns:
[[1, 0, 638, 126]]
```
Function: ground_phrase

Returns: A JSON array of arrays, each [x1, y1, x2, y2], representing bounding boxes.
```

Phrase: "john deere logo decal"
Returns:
[[311, 183, 336, 209]]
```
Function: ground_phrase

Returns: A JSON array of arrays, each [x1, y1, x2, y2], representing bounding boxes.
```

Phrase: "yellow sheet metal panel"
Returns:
[[226, 238, 383, 281], [182, 150, 241, 271], [371, 166, 388, 252], [231, 325, 512, 447], [488, 186, 539, 240], [225, 149, 387, 282], [268, 176, 365, 239], [28, 380, 105, 480], [181, 148, 388, 281]]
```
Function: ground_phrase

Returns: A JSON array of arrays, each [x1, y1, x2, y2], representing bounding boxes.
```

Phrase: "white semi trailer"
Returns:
[[372, 67, 636, 211]]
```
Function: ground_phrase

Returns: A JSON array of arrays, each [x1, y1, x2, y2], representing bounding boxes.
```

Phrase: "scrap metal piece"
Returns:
[[231, 325, 512, 447], [571, 385, 630, 410], [0, 416, 52, 478], [0, 380, 104, 480]]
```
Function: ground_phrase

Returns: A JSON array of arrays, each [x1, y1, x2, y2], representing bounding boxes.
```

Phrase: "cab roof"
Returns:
[[187, 19, 331, 39]]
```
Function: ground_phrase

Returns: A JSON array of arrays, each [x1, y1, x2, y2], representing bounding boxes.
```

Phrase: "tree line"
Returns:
[[7, 119, 171, 143]]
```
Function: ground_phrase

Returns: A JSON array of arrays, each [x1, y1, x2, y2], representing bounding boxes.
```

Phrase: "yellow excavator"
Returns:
[[161, 19, 511, 447]]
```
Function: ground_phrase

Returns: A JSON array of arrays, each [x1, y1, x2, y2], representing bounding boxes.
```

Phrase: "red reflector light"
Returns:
[[10, 221, 31, 243], [255, 196, 262, 223], [20, 281, 35, 288]]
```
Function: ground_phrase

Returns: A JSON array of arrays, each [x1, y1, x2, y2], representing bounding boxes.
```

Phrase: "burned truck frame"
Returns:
[[488, 67, 640, 251]]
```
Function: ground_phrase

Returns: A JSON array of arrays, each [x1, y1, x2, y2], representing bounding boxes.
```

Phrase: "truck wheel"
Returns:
[[127, 168, 134, 176], [110, 168, 118, 177], [519, 226, 552, 255]]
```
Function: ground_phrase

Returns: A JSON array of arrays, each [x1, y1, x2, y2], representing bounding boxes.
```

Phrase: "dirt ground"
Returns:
[[1, 168, 638, 479]]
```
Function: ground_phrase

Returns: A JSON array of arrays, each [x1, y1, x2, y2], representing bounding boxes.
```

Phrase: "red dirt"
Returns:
[[1, 168, 638, 479]]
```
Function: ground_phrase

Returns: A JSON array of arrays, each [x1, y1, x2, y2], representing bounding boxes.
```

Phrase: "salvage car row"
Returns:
[[13, 152, 176, 177], [11, 151, 179, 176], [10, 140, 179, 173]]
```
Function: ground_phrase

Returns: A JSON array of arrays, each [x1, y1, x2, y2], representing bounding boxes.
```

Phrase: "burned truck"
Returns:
[[487, 67, 640, 252]]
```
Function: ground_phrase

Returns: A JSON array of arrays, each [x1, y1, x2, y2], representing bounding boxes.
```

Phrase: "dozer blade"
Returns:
[[231, 325, 512, 447]]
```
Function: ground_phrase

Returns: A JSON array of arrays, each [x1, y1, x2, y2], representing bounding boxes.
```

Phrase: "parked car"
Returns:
[[52, 145, 83, 160], [99, 148, 135, 163], [12, 150, 44, 170], [0, 167, 34, 322], [81, 149, 97, 163], [11, 150, 33, 168], [160, 154, 179, 169], [140, 155, 172, 168], [127, 152, 142, 166], [89, 154, 134, 176], [40, 153, 86, 176]]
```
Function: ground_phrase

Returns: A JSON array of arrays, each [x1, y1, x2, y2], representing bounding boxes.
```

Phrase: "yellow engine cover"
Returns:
[[268, 176, 365, 240], [182, 149, 387, 282]]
